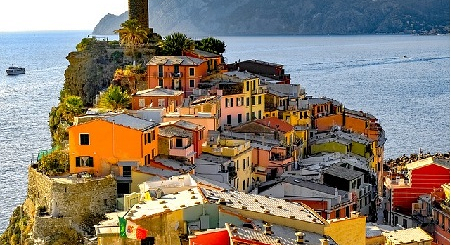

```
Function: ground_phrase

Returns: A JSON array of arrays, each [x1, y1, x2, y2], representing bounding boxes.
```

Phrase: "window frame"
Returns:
[[79, 133, 90, 145]]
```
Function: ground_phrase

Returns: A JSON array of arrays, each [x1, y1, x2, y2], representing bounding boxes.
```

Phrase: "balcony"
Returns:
[[169, 72, 183, 78], [169, 144, 195, 158]]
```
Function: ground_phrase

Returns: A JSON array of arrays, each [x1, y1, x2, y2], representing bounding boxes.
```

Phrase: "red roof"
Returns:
[[254, 117, 293, 133]]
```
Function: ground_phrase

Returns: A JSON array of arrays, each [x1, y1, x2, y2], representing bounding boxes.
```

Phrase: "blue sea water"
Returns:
[[0, 32, 449, 232]]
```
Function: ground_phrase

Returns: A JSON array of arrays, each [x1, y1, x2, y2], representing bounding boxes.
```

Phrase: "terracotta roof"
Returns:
[[254, 117, 294, 133], [202, 188, 326, 225], [134, 87, 184, 97], [103, 114, 157, 131], [147, 56, 205, 66]]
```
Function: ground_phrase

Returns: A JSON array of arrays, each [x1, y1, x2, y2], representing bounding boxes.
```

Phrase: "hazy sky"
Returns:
[[0, 0, 128, 32]]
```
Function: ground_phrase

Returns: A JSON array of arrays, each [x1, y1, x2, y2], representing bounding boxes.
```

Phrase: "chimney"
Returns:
[[295, 231, 305, 244], [263, 222, 273, 236], [319, 238, 329, 245], [351, 211, 360, 218], [334, 188, 338, 197]]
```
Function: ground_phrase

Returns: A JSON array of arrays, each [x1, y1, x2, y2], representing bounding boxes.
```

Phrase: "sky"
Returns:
[[0, 0, 128, 32]]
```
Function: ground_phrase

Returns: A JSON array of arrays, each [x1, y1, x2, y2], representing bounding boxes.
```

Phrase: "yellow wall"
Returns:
[[310, 141, 348, 155], [324, 217, 366, 245]]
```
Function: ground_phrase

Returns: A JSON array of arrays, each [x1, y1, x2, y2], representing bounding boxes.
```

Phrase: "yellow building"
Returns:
[[224, 71, 266, 121], [203, 136, 253, 193]]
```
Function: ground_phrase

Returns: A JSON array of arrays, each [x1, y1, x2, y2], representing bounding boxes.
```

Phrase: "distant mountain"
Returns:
[[92, 0, 450, 36]]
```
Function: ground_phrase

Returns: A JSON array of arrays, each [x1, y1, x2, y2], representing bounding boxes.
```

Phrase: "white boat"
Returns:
[[6, 66, 25, 75]]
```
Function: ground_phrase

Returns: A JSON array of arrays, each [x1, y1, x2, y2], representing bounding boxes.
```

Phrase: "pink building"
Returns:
[[220, 91, 246, 130]]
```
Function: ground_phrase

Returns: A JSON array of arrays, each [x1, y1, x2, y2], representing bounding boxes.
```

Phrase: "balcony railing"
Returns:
[[169, 72, 183, 78], [169, 144, 195, 158]]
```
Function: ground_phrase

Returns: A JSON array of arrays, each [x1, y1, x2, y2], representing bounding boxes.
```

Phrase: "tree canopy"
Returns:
[[49, 95, 84, 147], [159, 32, 193, 56], [97, 85, 131, 111], [196, 37, 226, 54]]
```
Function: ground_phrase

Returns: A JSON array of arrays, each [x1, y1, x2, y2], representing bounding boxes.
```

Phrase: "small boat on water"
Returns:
[[6, 66, 25, 75]]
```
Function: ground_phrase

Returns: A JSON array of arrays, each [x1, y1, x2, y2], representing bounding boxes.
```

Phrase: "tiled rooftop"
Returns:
[[134, 87, 184, 96], [312, 130, 373, 145], [224, 70, 258, 80], [323, 164, 364, 181], [202, 188, 326, 225], [125, 187, 205, 221], [103, 114, 157, 131], [382, 227, 432, 244], [266, 83, 303, 98], [147, 56, 205, 66], [158, 125, 193, 138], [254, 117, 294, 133]]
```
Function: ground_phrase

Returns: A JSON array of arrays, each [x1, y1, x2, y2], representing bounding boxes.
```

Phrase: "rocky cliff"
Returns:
[[93, 0, 450, 36]]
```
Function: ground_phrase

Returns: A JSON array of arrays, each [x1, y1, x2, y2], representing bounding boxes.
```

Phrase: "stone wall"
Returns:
[[27, 167, 118, 240]]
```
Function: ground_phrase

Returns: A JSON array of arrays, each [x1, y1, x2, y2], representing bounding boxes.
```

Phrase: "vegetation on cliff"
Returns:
[[0, 206, 31, 245]]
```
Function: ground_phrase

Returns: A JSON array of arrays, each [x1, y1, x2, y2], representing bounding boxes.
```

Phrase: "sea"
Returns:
[[0, 31, 449, 233]]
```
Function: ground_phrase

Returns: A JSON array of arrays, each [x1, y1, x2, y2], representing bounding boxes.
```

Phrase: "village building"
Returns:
[[384, 157, 450, 227], [131, 87, 184, 111], [146, 56, 208, 97]]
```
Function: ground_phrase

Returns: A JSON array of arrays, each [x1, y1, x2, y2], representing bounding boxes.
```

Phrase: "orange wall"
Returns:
[[131, 94, 184, 110], [315, 114, 343, 132], [68, 119, 158, 176], [147, 61, 208, 97]]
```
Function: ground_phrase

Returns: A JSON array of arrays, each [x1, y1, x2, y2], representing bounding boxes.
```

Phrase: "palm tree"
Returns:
[[98, 85, 131, 111], [114, 19, 149, 64]]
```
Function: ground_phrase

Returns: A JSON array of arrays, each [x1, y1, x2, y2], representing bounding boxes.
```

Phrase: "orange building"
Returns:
[[182, 48, 224, 72], [146, 56, 208, 97], [131, 87, 184, 111], [68, 114, 159, 179]]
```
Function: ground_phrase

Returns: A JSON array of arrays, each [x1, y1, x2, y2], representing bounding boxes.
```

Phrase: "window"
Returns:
[[158, 98, 165, 107], [189, 67, 195, 76], [76, 156, 94, 167], [246, 98, 250, 106], [238, 114, 242, 123], [158, 65, 163, 77], [139, 99, 145, 108], [175, 138, 183, 148], [252, 112, 255, 120], [123, 166, 131, 177], [258, 110, 262, 119], [243, 159, 246, 170], [246, 113, 249, 121], [402, 219, 407, 228], [336, 210, 340, 218], [230, 98, 234, 107], [158, 79, 163, 87], [145, 154, 151, 165], [80, 134, 90, 145], [246, 81, 249, 91], [141, 237, 155, 245], [227, 115, 232, 124], [189, 79, 195, 88], [252, 97, 255, 105], [258, 96, 262, 104]]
